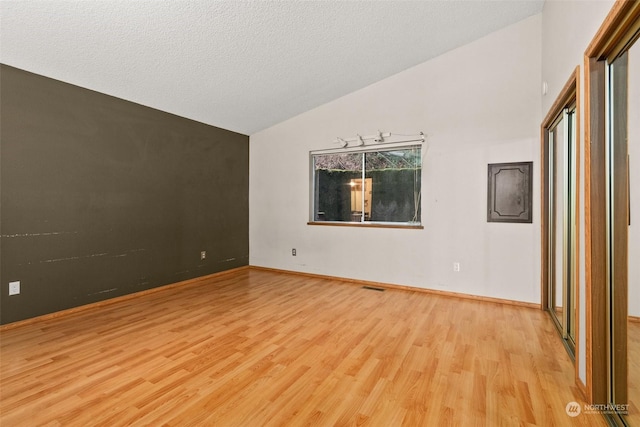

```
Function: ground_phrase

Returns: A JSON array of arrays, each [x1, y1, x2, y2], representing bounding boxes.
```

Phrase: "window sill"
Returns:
[[307, 221, 423, 230]]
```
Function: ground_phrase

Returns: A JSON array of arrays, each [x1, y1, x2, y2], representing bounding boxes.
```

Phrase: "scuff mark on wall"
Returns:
[[17, 249, 149, 266], [42, 253, 108, 263], [86, 288, 118, 297], [111, 248, 147, 258], [1, 231, 79, 238], [173, 270, 191, 276]]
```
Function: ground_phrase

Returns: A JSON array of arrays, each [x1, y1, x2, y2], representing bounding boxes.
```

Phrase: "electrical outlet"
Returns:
[[9, 281, 20, 296], [453, 262, 460, 272], [292, 248, 296, 256], [200, 251, 206, 260]]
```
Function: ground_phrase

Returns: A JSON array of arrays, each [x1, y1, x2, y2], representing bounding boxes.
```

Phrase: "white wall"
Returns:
[[541, 0, 614, 114], [541, 0, 615, 386], [250, 15, 542, 304]]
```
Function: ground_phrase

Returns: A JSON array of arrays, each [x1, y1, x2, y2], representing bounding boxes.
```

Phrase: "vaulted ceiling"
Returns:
[[1, 1, 544, 135]]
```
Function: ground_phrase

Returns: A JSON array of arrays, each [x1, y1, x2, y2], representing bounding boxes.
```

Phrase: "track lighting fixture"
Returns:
[[332, 131, 423, 149]]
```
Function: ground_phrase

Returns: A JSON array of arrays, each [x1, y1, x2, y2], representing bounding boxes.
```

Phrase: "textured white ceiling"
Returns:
[[1, 1, 543, 135]]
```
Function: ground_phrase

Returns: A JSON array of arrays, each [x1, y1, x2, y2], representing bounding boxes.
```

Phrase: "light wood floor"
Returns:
[[1, 268, 607, 426], [629, 320, 640, 425]]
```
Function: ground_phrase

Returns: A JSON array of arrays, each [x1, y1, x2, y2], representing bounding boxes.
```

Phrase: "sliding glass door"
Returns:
[[607, 47, 629, 423], [627, 39, 640, 427], [546, 106, 577, 355], [605, 37, 638, 426], [542, 71, 578, 359], [584, 3, 639, 423]]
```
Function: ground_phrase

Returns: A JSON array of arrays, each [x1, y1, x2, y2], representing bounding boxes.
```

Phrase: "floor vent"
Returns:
[[362, 286, 385, 292]]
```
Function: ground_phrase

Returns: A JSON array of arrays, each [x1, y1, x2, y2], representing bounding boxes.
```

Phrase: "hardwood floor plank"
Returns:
[[1, 269, 607, 426], [629, 320, 639, 424]]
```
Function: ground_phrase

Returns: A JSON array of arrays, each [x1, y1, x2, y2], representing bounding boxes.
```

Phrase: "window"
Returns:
[[310, 145, 421, 226]]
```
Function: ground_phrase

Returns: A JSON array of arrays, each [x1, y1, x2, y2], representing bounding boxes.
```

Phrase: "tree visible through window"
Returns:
[[311, 145, 421, 224]]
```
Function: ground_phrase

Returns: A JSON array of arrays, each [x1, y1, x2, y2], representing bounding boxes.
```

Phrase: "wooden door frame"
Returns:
[[584, 0, 640, 405]]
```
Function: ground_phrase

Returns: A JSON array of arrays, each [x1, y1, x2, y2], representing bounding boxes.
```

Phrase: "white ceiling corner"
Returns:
[[0, 0, 544, 135]]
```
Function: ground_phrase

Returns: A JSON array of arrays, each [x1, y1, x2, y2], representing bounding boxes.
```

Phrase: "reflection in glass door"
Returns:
[[607, 48, 628, 421], [607, 38, 639, 426], [547, 106, 577, 355], [627, 38, 640, 427]]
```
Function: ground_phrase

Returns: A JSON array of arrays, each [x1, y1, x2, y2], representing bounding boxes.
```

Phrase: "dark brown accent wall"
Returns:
[[0, 65, 249, 325]]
